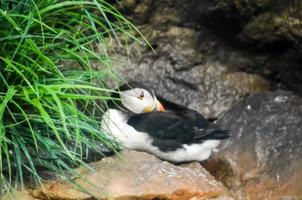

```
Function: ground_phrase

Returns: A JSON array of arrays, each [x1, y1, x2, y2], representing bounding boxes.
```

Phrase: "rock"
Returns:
[[115, 0, 302, 96], [121, 0, 137, 9], [187, 0, 302, 95], [113, 54, 269, 118], [204, 91, 302, 199], [111, 0, 271, 119], [7, 150, 234, 200], [1, 190, 35, 200], [242, 9, 302, 46], [195, 0, 302, 45], [223, 72, 270, 94]]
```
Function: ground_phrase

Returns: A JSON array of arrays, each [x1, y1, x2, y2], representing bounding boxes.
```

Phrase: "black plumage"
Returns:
[[127, 98, 229, 152]]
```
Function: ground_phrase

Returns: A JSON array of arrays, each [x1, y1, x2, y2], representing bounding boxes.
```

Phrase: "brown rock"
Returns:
[[1, 190, 36, 200], [204, 91, 302, 200], [121, 0, 137, 9], [28, 150, 233, 200], [223, 72, 270, 94]]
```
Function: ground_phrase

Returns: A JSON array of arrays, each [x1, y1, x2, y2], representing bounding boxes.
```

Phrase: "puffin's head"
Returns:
[[111, 82, 164, 114]]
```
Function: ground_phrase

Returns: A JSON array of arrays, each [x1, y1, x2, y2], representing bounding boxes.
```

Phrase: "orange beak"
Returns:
[[156, 100, 165, 112]]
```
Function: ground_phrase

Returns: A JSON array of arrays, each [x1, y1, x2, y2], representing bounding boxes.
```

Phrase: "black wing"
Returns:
[[127, 111, 229, 152], [156, 95, 188, 112], [156, 95, 208, 122]]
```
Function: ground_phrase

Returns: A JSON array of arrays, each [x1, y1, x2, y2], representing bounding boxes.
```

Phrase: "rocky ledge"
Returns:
[[1, 150, 234, 200], [204, 91, 302, 200]]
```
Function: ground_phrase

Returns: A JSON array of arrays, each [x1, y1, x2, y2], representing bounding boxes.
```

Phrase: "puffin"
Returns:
[[101, 82, 229, 163]]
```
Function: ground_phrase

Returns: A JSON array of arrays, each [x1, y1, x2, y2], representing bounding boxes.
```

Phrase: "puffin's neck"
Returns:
[[105, 108, 136, 124], [107, 92, 132, 113], [106, 99, 136, 119]]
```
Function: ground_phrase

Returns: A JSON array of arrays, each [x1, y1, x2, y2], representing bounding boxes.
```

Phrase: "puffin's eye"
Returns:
[[138, 91, 144, 99]]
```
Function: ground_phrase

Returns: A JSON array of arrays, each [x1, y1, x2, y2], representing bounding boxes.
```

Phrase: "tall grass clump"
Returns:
[[0, 0, 142, 194]]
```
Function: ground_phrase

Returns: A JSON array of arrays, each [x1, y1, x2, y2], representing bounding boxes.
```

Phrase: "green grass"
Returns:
[[0, 0, 144, 195]]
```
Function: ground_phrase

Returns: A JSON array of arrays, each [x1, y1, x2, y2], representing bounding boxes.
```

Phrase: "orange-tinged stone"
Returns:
[[31, 150, 233, 200]]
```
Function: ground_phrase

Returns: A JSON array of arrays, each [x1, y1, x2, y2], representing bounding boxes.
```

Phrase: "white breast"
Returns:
[[154, 140, 221, 162], [101, 109, 153, 150]]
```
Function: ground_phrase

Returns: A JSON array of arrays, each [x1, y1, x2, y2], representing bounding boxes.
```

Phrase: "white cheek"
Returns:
[[120, 88, 155, 113], [120, 95, 146, 113]]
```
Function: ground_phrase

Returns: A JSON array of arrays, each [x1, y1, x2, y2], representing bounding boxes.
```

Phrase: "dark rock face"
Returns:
[[195, 0, 302, 47], [111, 0, 270, 118], [113, 0, 302, 99], [193, 0, 302, 95], [204, 91, 302, 199]]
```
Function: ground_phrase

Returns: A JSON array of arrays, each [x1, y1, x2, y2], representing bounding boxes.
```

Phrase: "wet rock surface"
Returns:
[[3, 150, 234, 200], [204, 91, 302, 200]]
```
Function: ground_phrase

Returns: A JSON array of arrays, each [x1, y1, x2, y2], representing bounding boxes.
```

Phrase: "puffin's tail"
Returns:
[[203, 129, 230, 140], [194, 123, 230, 140]]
